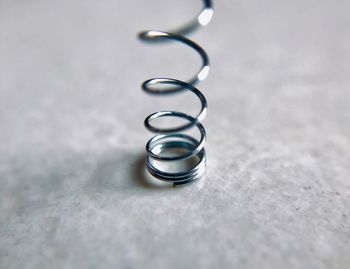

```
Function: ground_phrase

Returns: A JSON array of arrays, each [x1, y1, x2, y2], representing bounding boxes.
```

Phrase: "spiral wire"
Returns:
[[139, 0, 213, 186]]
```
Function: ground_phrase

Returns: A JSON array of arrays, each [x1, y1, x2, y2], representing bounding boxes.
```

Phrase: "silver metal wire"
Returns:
[[139, 0, 213, 186]]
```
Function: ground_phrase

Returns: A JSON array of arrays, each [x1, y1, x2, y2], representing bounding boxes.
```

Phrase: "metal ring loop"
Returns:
[[139, 0, 213, 186]]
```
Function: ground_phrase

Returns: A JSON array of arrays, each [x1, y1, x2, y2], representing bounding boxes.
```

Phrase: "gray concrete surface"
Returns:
[[1, 0, 350, 268]]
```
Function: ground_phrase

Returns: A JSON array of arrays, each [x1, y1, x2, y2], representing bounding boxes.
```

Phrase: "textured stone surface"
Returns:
[[1, 0, 350, 268]]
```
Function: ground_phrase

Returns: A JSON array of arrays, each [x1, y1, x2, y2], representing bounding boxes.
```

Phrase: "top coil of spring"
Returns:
[[139, 0, 213, 186]]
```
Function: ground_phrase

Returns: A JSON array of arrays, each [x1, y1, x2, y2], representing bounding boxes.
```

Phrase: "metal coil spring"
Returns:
[[139, 0, 213, 186]]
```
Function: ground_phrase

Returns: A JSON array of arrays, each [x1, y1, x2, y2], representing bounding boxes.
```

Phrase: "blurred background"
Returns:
[[0, 0, 349, 268]]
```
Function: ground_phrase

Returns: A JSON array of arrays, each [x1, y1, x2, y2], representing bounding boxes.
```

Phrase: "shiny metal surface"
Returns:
[[139, 0, 213, 186]]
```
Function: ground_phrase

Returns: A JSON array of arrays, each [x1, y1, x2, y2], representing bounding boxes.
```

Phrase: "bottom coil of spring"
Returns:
[[146, 133, 206, 186], [142, 78, 207, 186]]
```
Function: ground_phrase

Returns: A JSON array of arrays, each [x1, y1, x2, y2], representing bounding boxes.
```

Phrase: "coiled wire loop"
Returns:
[[139, 0, 213, 186]]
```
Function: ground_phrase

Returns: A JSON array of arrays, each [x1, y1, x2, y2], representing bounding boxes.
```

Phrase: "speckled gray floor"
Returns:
[[1, 0, 350, 268]]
